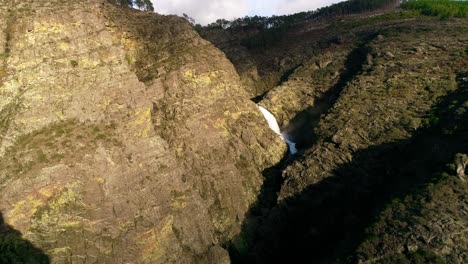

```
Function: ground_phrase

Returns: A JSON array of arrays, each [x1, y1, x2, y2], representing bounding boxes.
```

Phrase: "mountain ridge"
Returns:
[[0, 0, 467, 263]]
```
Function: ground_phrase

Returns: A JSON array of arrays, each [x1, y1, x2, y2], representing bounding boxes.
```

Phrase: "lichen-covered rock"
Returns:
[[276, 21, 467, 200], [0, 1, 285, 263], [201, 10, 468, 263], [355, 154, 468, 264]]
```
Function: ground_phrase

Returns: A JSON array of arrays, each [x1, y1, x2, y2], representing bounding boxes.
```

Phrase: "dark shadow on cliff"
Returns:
[[226, 32, 378, 262], [226, 151, 291, 263], [283, 34, 374, 151], [0, 212, 50, 264], [251, 64, 305, 104], [228, 74, 467, 263]]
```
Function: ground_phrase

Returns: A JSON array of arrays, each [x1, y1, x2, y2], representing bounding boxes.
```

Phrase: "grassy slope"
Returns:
[[401, 0, 468, 19]]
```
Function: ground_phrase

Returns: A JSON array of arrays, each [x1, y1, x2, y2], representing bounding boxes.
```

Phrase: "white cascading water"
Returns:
[[258, 105, 298, 154]]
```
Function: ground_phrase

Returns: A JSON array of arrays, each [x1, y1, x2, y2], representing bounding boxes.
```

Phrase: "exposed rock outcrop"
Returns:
[[202, 9, 468, 263], [1, 1, 467, 263], [0, 1, 285, 263]]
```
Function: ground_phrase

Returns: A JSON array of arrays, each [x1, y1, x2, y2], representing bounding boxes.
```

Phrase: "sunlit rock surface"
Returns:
[[0, 1, 285, 262]]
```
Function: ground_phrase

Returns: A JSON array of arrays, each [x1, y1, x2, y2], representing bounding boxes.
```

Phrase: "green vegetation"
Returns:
[[1, 212, 49, 264], [0, 53, 8, 61], [357, 158, 466, 263], [70, 60, 78, 67], [203, 0, 400, 49], [215, 5, 467, 259], [108, 0, 154, 12], [0, 120, 122, 184], [204, 0, 399, 30], [316, 0, 399, 18], [329, 10, 419, 30], [36, 150, 49, 163], [402, 0, 468, 18], [353, 74, 467, 261], [0, 233, 50, 264], [0, 98, 22, 142], [240, 27, 288, 49]]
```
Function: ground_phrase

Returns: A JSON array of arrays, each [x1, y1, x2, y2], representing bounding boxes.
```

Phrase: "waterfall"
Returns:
[[257, 105, 298, 154], [258, 105, 281, 135]]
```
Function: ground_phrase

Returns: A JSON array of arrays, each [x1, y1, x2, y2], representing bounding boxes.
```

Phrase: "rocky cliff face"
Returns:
[[0, 0, 285, 263], [1, 1, 467, 263], [201, 10, 467, 264]]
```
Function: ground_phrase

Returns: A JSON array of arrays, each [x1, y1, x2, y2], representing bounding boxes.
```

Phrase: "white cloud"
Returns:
[[152, 0, 344, 25], [273, 0, 344, 15], [247, 0, 278, 16]]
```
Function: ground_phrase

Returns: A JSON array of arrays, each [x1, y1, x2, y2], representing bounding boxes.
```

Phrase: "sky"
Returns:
[[153, 0, 345, 25]]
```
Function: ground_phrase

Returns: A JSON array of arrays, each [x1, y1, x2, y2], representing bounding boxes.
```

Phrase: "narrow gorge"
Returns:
[[1, 0, 467, 263]]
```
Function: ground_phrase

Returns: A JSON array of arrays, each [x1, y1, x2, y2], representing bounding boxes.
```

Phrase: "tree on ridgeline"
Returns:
[[109, 0, 154, 12], [116, 0, 132, 8], [205, 0, 401, 30], [201, 0, 403, 50], [140, 0, 154, 12], [183, 13, 196, 25]]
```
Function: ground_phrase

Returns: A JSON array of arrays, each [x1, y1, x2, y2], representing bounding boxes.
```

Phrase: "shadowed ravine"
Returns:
[[226, 35, 376, 263], [229, 38, 377, 254], [0, 212, 50, 263], [283, 34, 374, 151], [1, 1, 467, 263], [228, 73, 467, 263]]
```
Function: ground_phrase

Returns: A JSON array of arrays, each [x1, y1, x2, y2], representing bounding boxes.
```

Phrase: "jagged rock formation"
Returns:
[[201, 8, 468, 264], [0, 0, 285, 263], [1, 1, 467, 263]]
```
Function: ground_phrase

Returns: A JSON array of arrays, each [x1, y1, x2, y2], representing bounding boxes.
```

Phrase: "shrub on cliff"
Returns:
[[108, 0, 154, 12]]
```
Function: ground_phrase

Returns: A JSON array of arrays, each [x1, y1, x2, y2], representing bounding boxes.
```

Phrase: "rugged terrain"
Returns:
[[0, 0, 467, 264], [0, 0, 285, 263], [200, 6, 467, 264]]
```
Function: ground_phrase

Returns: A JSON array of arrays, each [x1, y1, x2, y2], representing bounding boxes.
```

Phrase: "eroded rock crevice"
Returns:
[[201, 12, 468, 264], [0, 1, 285, 262], [0, 1, 467, 263]]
